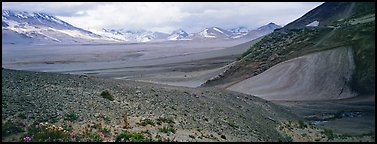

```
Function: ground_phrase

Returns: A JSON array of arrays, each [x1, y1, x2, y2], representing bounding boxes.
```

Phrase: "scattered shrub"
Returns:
[[17, 122, 179, 142], [100, 128, 111, 137], [159, 127, 176, 134], [2, 121, 24, 137], [115, 131, 145, 142], [323, 128, 334, 140], [27, 123, 41, 135], [137, 118, 155, 126], [156, 117, 175, 125], [189, 135, 196, 139], [37, 116, 49, 123], [61, 123, 73, 132], [17, 113, 27, 119], [100, 90, 114, 101], [103, 115, 111, 124], [226, 120, 239, 128], [50, 117, 59, 123], [32, 123, 70, 142], [141, 130, 151, 135], [123, 113, 129, 129], [79, 132, 103, 142], [286, 135, 293, 142], [221, 135, 226, 139], [298, 120, 307, 128], [64, 112, 78, 122]]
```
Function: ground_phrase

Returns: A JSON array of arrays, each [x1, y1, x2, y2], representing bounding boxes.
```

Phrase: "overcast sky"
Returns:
[[2, 2, 323, 33]]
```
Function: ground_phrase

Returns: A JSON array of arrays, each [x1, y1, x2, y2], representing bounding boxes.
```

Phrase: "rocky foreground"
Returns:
[[2, 69, 298, 142]]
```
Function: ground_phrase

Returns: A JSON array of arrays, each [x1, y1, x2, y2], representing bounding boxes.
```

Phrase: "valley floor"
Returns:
[[273, 96, 375, 142], [2, 39, 254, 88]]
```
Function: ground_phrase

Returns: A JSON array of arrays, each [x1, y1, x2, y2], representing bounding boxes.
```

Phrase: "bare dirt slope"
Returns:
[[228, 47, 356, 101]]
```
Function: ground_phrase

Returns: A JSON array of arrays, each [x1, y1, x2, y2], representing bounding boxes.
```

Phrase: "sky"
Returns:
[[2, 2, 323, 33]]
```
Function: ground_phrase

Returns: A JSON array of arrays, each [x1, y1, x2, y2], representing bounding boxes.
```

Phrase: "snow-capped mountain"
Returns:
[[145, 31, 169, 42], [256, 22, 281, 32], [237, 22, 282, 40], [95, 28, 131, 41], [186, 23, 280, 40], [229, 26, 249, 39], [229, 26, 249, 34], [2, 10, 282, 44], [188, 27, 233, 40], [91, 28, 169, 42], [167, 29, 189, 40], [2, 10, 115, 44]]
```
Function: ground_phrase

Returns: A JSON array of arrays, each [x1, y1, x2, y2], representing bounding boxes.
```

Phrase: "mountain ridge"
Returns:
[[2, 10, 116, 44], [2, 9, 281, 44]]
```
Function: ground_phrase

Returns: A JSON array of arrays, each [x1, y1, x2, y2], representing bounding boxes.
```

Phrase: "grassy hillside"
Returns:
[[284, 2, 354, 29], [348, 23, 375, 94], [350, 2, 375, 19], [284, 2, 375, 29]]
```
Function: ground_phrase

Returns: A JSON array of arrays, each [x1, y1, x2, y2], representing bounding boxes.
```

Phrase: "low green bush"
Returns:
[[298, 120, 307, 128], [226, 120, 239, 128], [323, 128, 334, 140], [2, 121, 24, 137], [159, 127, 176, 134], [137, 118, 155, 126], [156, 117, 175, 125], [115, 131, 145, 142], [64, 112, 78, 122], [100, 90, 114, 101], [32, 123, 70, 142]]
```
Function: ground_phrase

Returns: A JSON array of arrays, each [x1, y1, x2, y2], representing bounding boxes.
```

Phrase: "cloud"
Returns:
[[2, 2, 323, 33], [2, 2, 98, 16]]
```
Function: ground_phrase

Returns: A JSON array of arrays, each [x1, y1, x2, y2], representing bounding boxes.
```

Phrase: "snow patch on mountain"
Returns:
[[229, 26, 249, 34], [53, 29, 104, 40], [167, 29, 189, 40], [199, 29, 216, 38], [213, 27, 224, 34], [306, 20, 319, 27], [2, 10, 283, 44], [232, 34, 248, 39], [89, 28, 170, 42], [2, 10, 116, 44]]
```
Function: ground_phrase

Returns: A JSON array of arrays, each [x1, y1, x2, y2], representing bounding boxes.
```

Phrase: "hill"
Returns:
[[2, 68, 297, 142], [201, 2, 375, 100]]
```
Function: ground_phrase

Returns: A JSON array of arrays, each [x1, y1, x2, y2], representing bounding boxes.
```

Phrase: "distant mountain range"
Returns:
[[93, 28, 170, 42], [97, 23, 281, 42], [2, 10, 115, 44], [2, 10, 281, 44]]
